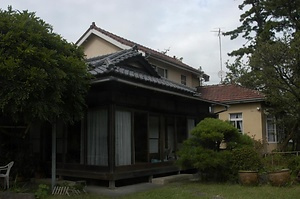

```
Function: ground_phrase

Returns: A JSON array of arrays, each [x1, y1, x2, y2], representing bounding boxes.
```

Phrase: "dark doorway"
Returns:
[[134, 112, 148, 163]]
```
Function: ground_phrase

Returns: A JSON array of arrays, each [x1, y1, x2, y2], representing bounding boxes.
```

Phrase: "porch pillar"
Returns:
[[109, 180, 116, 189], [108, 104, 116, 189]]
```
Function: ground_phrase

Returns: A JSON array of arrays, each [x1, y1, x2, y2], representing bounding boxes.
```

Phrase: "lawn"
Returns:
[[45, 181, 300, 199]]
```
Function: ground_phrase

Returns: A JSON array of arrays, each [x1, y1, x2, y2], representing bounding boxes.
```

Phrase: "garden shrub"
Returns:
[[177, 145, 233, 181], [189, 118, 240, 150], [231, 146, 263, 172], [35, 184, 50, 199], [177, 118, 251, 182], [263, 153, 289, 172], [288, 155, 300, 177], [236, 134, 255, 147]]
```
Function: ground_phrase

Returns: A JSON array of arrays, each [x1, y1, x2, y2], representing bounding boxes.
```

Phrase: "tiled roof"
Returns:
[[87, 47, 196, 95], [198, 84, 265, 104], [78, 22, 209, 81]]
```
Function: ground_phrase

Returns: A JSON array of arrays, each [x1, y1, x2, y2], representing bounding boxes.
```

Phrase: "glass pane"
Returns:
[[268, 132, 276, 142], [149, 139, 159, 153], [230, 121, 235, 126], [230, 113, 242, 119], [149, 116, 159, 138], [237, 121, 243, 131], [149, 116, 160, 159], [157, 67, 165, 77]]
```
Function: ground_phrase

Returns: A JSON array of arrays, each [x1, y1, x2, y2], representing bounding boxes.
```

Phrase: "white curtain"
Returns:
[[87, 109, 108, 166], [187, 119, 195, 138], [115, 110, 132, 166]]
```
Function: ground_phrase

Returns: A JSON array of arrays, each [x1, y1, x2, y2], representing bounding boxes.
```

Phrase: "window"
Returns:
[[181, 75, 187, 85], [266, 115, 283, 143], [230, 113, 243, 133], [149, 116, 159, 154], [187, 118, 195, 138], [165, 117, 175, 160], [156, 67, 168, 78], [176, 117, 187, 147]]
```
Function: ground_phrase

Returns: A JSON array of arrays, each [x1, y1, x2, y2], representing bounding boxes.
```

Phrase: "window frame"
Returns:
[[266, 115, 281, 143], [156, 66, 168, 78], [181, 75, 187, 85], [229, 113, 243, 133]]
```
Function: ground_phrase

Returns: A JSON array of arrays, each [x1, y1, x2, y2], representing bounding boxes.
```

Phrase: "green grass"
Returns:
[[44, 182, 300, 199]]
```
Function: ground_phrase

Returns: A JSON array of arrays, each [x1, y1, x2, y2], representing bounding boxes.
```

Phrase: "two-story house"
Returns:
[[76, 22, 209, 89]]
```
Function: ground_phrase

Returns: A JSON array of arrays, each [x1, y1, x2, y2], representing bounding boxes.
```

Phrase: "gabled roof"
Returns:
[[87, 47, 197, 95], [77, 22, 209, 81], [198, 84, 265, 104]]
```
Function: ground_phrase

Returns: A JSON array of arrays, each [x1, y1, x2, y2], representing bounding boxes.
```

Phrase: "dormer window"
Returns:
[[156, 67, 168, 78]]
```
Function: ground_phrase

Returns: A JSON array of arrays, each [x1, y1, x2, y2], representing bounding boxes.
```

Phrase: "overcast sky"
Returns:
[[0, 0, 245, 85]]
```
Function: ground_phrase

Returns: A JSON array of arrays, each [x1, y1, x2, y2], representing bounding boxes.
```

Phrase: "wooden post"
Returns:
[[149, 175, 153, 183], [51, 121, 57, 191], [109, 180, 115, 189]]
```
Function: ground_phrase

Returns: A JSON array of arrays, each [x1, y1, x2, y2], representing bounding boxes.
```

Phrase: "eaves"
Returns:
[[91, 76, 226, 107], [222, 98, 265, 105]]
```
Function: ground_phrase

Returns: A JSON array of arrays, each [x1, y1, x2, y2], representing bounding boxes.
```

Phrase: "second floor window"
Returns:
[[230, 113, 243, 133], [181, 75, 187, 85], [156, 67, 168, 78]]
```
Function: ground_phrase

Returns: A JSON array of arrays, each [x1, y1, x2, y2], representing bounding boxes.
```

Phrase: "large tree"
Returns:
[[224, 0, 300, 150], [0, 6, 90, 124], [250, 34, 300, 150], [0, 6, 91, 188]]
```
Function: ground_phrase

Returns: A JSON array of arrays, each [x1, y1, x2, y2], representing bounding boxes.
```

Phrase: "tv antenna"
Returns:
[[211, 28, 225, 83]]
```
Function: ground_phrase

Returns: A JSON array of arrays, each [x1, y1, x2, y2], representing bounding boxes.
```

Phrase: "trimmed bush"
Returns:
[[177, 118, 251, 182]]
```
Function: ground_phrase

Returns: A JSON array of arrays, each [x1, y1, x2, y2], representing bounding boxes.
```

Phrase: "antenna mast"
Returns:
[[211, 28, 225, 83]]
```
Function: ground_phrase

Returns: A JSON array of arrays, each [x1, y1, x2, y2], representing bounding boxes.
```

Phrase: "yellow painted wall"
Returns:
[[214, 102, 276, 153], [191, 74, 201, 88], [217, 102, 263, 140], [80, 34, 200, 88], [80, 34, 121, 58], [148, 58, 199, 87]]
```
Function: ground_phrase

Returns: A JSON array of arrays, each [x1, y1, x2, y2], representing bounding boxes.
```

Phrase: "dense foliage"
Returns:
[[189, 117, 240, 150], [223, 0, 300, 150], [231, 147, 263, 172], [0, 6, 91, 124]]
